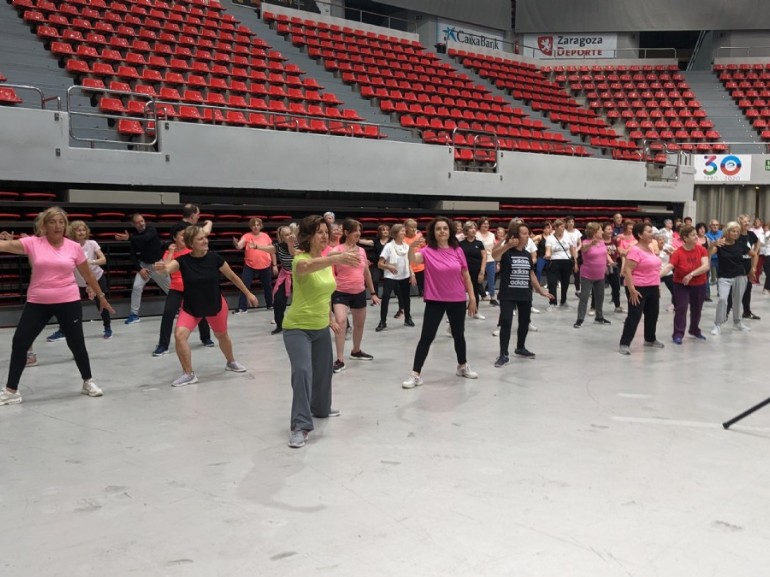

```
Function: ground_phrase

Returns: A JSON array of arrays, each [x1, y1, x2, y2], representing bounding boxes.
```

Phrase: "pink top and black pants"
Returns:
[[411, 246, 470, 373], [619, 246, 661, 347], [6, 236, 93, 391]]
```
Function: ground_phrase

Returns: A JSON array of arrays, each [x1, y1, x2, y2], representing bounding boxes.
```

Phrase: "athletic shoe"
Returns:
[[489, 299, 499, 306], [673, 336, 683, 345], [402, 372, 423, 389], [345, 325, 352, 341], [271, 327, 283, 335], [0, 388, 22, 406], [743, 312, 761, 320], [225, 360, 247, 372], [494, 355, 509, 368], [618, 345, 631, 355], [705, 297, 713, 302], [764, 289, 770, 296], [103, 328, 112, 340], [734, 322, 752, 332], [573, 321, 582, 329], [514, 348, 536, 359], [492, 328, 500, 337], [529, 323, 538, 332], [456, 363, 478, 379], [643, 340, 665, 348], [350, 350, 374, 361], [548, 304, 557, 312], [171, 372, 198, 387], [375, 322, 387, 332], [46, 330, 65, 342], [691, 333, 707, 340], [594, 318, 611, 325], [232, 309, 248, 315], [201, 338, 216, 347], [312, 408, 341, 418], [333, 360, 345, 373], [473, 313, 486, 320], [711, 324, 721, 336], [394, 309, 404, 319], [588, 308, 595, 316], [531, 307, 540, 314], [265, 306, 273, 311], [559, 302, 569, 309], [404, 317, 415, 327], [81, 379, 103, 397], [288, 429, 309, 448], [124, 313, 141, 325], [26, 352, 38, 367], [152, 345, 169, 357], [614, 306, 624, 313]]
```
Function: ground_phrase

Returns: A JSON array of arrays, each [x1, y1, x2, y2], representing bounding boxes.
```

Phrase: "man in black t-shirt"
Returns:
[[168, 204, 213, 241], [126, 213, 170, 324]]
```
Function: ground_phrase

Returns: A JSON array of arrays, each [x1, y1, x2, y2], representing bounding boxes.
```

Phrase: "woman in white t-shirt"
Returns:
[[376, 224, 415, 331], [545, 219, 578, 308], [477, 217, 498, 306]]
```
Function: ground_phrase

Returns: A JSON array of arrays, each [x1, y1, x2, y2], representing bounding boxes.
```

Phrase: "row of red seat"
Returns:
[[0, 71, 23, 105], [715, 64, 770, 141]]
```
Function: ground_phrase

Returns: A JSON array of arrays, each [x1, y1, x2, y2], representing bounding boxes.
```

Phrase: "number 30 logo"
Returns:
[[703, 155, 742, 176]]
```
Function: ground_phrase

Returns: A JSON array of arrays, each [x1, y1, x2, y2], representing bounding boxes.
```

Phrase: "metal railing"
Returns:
[[260, 0, 413, 33], [0, 83, 61, 110], [714, 46, 770, 59]]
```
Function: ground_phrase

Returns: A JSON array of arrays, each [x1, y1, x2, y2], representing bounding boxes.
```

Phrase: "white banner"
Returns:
[[693, 154, 752, 182], [438, 18, 505, 51], [522, 33, 617, 59]]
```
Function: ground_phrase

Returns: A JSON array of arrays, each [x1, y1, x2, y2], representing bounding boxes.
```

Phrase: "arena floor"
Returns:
[[2, 288, 770, 576]]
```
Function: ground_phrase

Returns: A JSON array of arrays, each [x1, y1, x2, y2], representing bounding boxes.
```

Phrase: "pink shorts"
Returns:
[[177, 297, 228, 334]]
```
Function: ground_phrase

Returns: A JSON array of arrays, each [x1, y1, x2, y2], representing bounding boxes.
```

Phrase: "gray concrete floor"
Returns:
[[2, 287, 770, 576]]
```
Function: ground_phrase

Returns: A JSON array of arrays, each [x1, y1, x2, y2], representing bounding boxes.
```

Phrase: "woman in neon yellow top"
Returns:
[[283, 215, 359, 449]]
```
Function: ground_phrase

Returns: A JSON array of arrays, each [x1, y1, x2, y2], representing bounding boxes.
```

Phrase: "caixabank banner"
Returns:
[[522, 33, 617, 59], [694, 154, 752, 182]]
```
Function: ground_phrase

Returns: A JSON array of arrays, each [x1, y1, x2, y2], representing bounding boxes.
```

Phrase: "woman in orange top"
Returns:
[[403, 218, 424, 296], [233, 217, 276, 313]]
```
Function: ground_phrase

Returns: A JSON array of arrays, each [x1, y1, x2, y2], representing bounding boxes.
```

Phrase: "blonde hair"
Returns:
[[37, 207, 68, 235], [462, 220, 477, 234], [182, 225, 203, 249], [67, 220, 90, 240], [723, 221, 740, 234], [584, 222, 601, 238]]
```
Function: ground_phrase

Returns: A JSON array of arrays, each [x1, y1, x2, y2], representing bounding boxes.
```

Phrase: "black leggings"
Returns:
[[7, 300, 92, 391], [764, 257, 770, 291], [619, 285, 660, 346], [159, 289, 211, 349], [467, 265, 482, 305], [273, 281, 289, 329], [547, 259, 572, 305], [380, 277, 411, 323], [499, 299, 531, 354], [412, 300, 467, 373], [57, 276, 111, 331]]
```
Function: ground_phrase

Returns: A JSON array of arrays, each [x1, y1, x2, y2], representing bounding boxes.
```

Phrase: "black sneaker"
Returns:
[[350, 350, 374, 361], [489, 299, 499, 306], [375, 322, 387, 332], [573, 321, 582, 328], [594, 318, 611, 325], [201, 338, 215, 347], [514, 348, 536, 359], [743, 312, 761, 320], [270, 327, 283, 335], [333, 360, 345, 373], [394, 309, 404, 319], [404, 317, 415, 327]]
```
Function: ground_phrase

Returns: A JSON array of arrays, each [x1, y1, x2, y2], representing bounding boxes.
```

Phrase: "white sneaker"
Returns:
[[473, 313, 486, 320], [531, 306, 540, 314], [492, 328, 500, 337], [734, 322, 752, 332], [456, 363, 478, 379], [402, 372, 423, 389], [588, 308, 595, 316], [548, 304, 557, 312], [529, 323, 538, 332], [0, 388, 22, 406], [81, 379, 103, 397], [226, 360, 247, 372], [711, 324, 721, 336], [172, 372, 198, 387]]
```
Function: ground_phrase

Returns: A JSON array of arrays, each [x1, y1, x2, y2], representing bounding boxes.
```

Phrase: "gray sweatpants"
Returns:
[[576, 277, 606, 323], [715, 275, 747, 326], [283, 328, 334, 432], [130, 261, 171, 315]]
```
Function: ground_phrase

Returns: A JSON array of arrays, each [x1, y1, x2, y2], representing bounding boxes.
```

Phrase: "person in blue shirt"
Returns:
[[705, 218, 723, 300]]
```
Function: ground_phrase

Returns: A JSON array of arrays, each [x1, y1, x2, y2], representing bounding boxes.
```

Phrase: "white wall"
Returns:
[[0, 107, 695, 202]]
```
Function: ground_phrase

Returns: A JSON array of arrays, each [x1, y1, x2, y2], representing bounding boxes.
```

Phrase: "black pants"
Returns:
[[467, 265, 482, 305], [661, 275, 676, 306], [7, 300, 92, 390], [607, 266, 621, 307], [273, 281, 289, 329], [547, 259, 572, 305], [764, 257, 770, 291], [370, 265, 382, 297], [414, 270, 424, 296], [412, 300, 467, 372], [619, 285, 660, 346], [159, 289, 211, 349], [499, 299, 531, 355], [239, 265, 273, 309], [381, 277, 411, 323]]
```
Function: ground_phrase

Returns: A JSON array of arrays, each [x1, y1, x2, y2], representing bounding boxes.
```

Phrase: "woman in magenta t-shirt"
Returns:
[[618, 222, 664, 355], [402, 216, 478, 388], [574, 222, 615, 328], [0, 207, 115, 405]]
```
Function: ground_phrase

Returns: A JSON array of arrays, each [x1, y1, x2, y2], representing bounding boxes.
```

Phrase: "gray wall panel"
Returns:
[[516, 0, 770, 33], [375, 0, 509, 31]]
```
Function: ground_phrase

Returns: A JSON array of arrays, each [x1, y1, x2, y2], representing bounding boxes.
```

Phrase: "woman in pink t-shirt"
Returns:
[[402, 216, 478, 388], [618, 222, 664, 355], [330, 219, 381, 373], [0, 207, 115, 406], [232, 217, 276, 313], [574, 222, 614, 328]]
